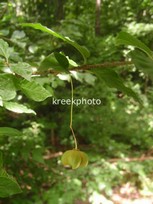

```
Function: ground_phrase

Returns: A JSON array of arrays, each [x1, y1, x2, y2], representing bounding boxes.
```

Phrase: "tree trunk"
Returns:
[[55, 0, 65, 22], [95, 0, 101, 36]]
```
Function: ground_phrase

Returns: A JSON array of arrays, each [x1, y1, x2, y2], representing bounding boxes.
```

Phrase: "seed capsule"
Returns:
[[61, 149, 88, 169]]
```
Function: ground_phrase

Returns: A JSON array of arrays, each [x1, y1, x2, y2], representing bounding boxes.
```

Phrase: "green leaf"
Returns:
[[3, 102, 36, 115], [0, 39, 10, 62], [0, 169, 22, 198], [54, 52, 69, 70], [0, 127, 22, 136], [93, 69, 141, 103], [116, 32, 153, 59], [0, 74, 16, 101], [40, 53, 68, 72], [67, 57, 78, 67], [11, 62, 33, 81], [19, 79, 52, 101], [129, 50, 153, 78], [21, 23, 90, 63]]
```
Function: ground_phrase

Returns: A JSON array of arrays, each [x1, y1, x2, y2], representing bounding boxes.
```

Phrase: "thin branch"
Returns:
[[41, 61, 133, 75], [43, 152, 153, 163], [73, 61, 133, 71], [43, 152, 63, 160], [109, 156, 153, 163], [24, 60, 135, 77]]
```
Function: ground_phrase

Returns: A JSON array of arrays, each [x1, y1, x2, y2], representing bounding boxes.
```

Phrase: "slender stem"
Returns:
[[34, 61, 133, 76], [75, 61, 133, 71], [69, 76, 78, 149]]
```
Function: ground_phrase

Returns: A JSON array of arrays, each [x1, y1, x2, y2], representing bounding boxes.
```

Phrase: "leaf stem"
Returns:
[[69, 76, 78, 149]]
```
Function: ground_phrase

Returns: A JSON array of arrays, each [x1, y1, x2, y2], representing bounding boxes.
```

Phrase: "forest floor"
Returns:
[[75, 182, 153, 204]]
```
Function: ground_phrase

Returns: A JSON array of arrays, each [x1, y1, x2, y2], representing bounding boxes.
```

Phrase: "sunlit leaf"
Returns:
[[19, 79, 52, 101], [0, 39, 10, 62], [0, 74, 16, 101], [67, 57, 78, 67], [116, 32, 153, 59], [4, 102, 36, 115], [21, 23, 90, 63], [11, 62, 33, 81]]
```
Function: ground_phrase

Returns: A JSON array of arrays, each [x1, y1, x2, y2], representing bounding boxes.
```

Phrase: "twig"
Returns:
[[43, 152, 153, 163], [109, 156, 153, 163], [43, 151, 63, 160], [73, 61, 133, 71], [41, 61, 133, 75]]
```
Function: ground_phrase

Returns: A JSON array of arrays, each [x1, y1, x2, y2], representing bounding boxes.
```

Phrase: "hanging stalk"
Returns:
[[69, 76, 78, 149], [61, 75, 88, 169]]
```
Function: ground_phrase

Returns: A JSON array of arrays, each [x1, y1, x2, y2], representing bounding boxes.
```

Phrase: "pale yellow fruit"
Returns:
[[61, 150, 72, 166], [79, 151, 88, 167], [61, 149, 88, 169], [69, 150, 82, 169]]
